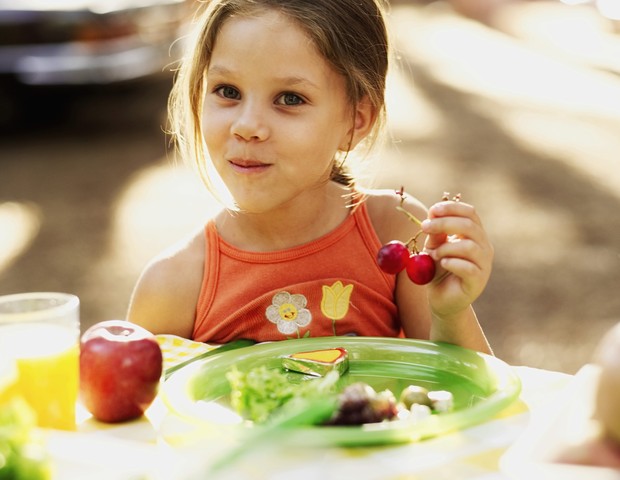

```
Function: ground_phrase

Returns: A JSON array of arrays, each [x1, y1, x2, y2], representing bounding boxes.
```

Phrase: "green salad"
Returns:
[[0, 398, 50, 480], [226, 366, 339, 424]]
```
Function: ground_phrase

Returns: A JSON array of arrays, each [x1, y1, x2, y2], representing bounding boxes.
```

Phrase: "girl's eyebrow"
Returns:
[[208, 64, 318, 90], [279, 76, 319, 91], [206, 64, 232, 77]]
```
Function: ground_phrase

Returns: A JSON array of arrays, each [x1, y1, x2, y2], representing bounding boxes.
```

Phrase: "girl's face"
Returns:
[[202, 10, 357, 213]]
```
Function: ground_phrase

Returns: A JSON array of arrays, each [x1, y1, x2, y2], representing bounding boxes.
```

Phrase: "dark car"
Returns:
[[0, 0, 192, 86], [0, 0, 193, 127]]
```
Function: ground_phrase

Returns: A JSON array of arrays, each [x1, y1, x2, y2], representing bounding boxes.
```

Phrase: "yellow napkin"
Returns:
[[155, 335, 213, 371]]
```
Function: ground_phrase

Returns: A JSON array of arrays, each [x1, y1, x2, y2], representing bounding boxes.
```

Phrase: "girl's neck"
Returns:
[[215, 182, 354, 251]]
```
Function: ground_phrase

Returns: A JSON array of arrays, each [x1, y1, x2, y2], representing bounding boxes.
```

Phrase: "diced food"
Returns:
[[399, 385, 432, 409], [428, 390, 454, 413], [409, 403, 433, 422], [282, 347, 349, 377], [226, 361, 455, 427], [325, 382, 398, 425]]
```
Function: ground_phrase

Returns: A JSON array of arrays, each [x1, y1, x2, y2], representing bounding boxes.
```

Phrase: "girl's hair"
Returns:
[[168, 0, 390, 201]]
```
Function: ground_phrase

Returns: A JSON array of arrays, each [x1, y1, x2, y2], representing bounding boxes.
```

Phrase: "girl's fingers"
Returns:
[[422, 202, 484, 237], [422, 217, 486, 252], [421, 201, 493, 279], [428, 200, 480, 222], [432, 241, 493, 291], [436, 257, 482, 280], [430, 238, 485, 268]]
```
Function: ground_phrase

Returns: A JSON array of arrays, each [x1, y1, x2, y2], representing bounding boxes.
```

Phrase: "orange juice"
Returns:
[[1, 323, 79, 430], [0, 356, 18, 403]]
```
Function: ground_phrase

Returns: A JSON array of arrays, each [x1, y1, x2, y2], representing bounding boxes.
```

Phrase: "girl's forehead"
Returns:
[[210, 10, 329, 73], [222, 10, 300, 32], [214, 9, 315, 50]]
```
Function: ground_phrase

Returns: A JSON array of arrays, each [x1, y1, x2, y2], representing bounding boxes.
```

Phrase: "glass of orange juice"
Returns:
[[0, 292, 80, 430]]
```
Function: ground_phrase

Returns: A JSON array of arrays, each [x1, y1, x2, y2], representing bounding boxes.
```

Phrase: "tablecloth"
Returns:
[[45, 335, 578, 480]]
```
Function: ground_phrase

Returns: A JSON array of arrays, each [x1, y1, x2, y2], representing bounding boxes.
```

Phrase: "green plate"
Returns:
[[161, 337, 521, 446]]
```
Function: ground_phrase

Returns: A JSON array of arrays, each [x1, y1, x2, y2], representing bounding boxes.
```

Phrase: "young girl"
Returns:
[[127, 0, 494, 354]]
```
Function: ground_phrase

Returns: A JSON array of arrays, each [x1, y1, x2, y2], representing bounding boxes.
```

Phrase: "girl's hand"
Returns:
[[421, 200, 494, 320]]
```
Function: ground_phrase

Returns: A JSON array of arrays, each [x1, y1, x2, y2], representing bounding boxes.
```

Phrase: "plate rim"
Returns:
[[161, 337, 521, 446]]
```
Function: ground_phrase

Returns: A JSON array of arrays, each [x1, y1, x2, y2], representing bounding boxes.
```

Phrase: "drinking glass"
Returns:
[[0, 292, 80, 430]]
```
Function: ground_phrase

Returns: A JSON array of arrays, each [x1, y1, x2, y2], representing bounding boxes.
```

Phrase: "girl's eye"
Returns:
[[216, 85, 240, 100], [277, 93, 304, 106]]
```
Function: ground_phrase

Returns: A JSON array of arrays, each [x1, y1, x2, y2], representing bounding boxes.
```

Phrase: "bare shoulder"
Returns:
[[127, 228, 206, 338], [363, 188, 428, 244]]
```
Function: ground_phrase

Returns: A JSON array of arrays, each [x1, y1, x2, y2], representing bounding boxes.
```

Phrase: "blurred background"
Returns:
[[1, 0, 619, 374]]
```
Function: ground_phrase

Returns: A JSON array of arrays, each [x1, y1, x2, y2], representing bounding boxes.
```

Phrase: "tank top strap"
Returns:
[[194, 220, 220, 337], [351, 198, 383, 257]]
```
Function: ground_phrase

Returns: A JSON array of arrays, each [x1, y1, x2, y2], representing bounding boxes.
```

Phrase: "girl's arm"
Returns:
[[421, 199, 493, 354], [367, 190, 493, 354], [126, 231, 204, 339]]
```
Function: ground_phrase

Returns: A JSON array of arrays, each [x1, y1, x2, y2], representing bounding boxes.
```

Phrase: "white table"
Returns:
[[43, 334, 583, 480]]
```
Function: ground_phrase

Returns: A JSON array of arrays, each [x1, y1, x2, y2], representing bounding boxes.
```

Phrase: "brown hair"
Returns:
[[168, 0, 390, 201]]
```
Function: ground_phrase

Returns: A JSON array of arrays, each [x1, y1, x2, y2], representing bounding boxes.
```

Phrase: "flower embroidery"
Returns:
[[266, 291, 312, 337], [321, 281, 354, 335]]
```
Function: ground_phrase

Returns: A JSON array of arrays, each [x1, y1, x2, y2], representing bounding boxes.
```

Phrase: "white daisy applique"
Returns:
[[265, 291, 312, 337]]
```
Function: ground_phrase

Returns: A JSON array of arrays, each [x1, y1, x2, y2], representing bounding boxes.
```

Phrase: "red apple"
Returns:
[[79, 320, 163, 423]]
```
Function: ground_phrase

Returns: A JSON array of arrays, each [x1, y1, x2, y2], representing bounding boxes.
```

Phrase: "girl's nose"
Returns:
[[231, 102, 269, 141]]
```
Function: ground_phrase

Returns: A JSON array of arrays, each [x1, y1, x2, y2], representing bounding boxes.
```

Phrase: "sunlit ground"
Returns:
[[380, 1, 620, 372], [0, 202, 41, 273], [2, 0, 619, 373]]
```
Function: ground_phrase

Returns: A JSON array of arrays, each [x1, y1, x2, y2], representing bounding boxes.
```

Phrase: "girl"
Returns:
[[127, 0, 494, 354]]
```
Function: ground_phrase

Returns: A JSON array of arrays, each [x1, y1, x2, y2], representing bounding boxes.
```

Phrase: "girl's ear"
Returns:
[[339, 96, 378, 152]]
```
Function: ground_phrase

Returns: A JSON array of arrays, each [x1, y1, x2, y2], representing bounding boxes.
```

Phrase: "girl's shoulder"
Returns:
[[127, 227, 206, 337], [141, 227, 205, 279], [361, 188, 428, 244]]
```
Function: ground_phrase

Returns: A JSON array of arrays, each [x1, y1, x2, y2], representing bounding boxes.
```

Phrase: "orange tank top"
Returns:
[[192, 202, 400, 343]]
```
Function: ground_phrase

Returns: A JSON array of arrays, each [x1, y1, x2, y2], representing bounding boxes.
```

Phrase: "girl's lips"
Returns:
[[228, 159, 271, 173]]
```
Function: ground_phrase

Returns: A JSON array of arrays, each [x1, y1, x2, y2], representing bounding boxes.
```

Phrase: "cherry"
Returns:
[[377, 240, 409, 274], [375, 187, 446, 285], [406, 252, 436, 285]]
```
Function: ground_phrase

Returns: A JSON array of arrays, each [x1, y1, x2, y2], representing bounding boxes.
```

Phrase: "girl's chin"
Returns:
[[228, 196, 275, 214]]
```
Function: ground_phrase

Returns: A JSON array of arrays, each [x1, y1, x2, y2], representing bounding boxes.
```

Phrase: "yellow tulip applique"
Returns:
[[320, 281, 354, 335]]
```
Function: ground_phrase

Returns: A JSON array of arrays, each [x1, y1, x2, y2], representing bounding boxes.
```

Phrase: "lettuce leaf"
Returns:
[[227, 366, 339, 424], [0, 398, 50, 480]]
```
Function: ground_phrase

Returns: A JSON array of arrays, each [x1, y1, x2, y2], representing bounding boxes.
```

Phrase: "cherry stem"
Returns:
[[395, 206, 423, 228], [395, 187, 426, 255], [405, 232, 423, 253]]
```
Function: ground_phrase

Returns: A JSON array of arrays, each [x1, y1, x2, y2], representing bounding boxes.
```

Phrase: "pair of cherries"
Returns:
[[377, 240, 435, 285], [376, 189, 460, 285]]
